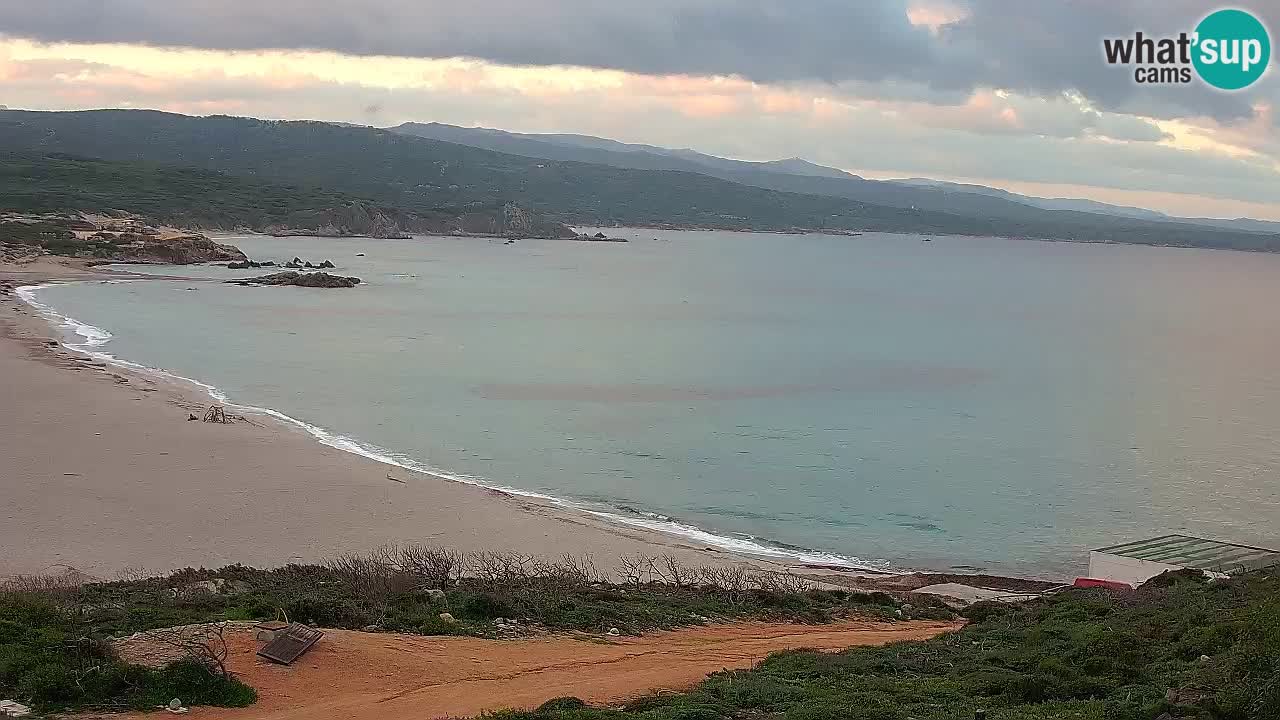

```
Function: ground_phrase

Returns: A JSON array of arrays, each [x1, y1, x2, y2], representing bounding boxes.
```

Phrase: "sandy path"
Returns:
[[172, 620, 957, 719]]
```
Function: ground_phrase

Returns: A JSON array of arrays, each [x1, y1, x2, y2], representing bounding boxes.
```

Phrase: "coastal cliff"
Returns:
[[258, 201, 578, 239], [0, 213, 245, 264]]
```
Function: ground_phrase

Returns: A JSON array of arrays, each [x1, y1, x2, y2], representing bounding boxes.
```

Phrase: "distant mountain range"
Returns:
[[0, 108, 1276, 252], [391, 121, 1280, 235], [892, 178, 1280, 234]]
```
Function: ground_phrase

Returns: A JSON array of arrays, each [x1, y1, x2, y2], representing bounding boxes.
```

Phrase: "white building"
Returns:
[[1088, 534, 1280, 587]]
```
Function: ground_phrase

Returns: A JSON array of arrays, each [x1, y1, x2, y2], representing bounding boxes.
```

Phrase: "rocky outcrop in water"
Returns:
[[577, 232, 628, 242], [282, 258, 336, 269], [229, 271, 361, 288]]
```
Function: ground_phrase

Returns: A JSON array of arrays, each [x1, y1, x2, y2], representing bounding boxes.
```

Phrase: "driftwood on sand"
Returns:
[[202, 406, 233, 424]]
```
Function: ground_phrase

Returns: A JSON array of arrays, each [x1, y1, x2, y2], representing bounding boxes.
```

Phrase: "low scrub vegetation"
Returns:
[[42, 547, 942, 638], [485, 569, 1280, 720], [0, 594, 255, 713], [0, 546, 938, 713]]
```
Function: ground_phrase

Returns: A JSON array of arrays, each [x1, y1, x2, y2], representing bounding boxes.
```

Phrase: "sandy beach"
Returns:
[[0, 259, 798, 580]]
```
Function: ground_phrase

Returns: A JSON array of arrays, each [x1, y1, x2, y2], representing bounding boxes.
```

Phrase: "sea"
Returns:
[[19, 229, 1280, 578]]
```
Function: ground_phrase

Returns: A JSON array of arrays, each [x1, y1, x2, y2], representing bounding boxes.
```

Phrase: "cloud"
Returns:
[[3, 41, 1275, 215], [2, 0, 1275, 125], [868, 91, 1172, 142], [936, 0, 1277, 122], [0, 1, 937, 83]]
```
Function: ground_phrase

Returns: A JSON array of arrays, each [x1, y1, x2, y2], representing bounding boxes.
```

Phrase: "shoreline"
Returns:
[[1, 257, 891, 580], [568, 224, 1280, 255]]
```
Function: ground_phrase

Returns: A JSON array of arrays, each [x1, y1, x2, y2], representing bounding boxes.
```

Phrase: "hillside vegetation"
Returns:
[[390, 121, 1279, 238], [0, 151, 573, 238], [0, 547, 939, 714], [4, 543, 1276, 719], [493, 570, 1280, 720], [2, 109, 1278, 250]]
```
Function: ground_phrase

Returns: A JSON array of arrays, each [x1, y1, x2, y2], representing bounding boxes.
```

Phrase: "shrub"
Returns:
[[536, 696, 587, 712], [0, 593, 255, 713]]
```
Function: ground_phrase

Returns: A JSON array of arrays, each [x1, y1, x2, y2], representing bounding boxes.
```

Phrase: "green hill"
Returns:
[[1, 109, 1277, 250], [0, 152, 573, 238]]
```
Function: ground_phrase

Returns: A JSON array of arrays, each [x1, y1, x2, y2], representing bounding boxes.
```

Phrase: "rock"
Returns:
[[0, 699, 33, 717], [168, 698, 182, 711], [224, 580, 251, 594], [228, 271, 362, 289], [438, 612, 457, 624], [607, 627, 620, 636], [319, 260, 336, 268], [494, 617, 505, 625], [182, 580, 220, 595], [577, 233, 628, 243], [187, 414, 198, 421], [356, 253, 365, 257], [304, 261, 316, 268], [424, 588, 446, 600], [88, 230, 245, 264], [1198, 654, 1211, 663], [361, 625, 380, 632]]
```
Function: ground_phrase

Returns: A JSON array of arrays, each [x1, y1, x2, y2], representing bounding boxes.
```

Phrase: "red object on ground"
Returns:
[[1073, 577, 1133, 591]]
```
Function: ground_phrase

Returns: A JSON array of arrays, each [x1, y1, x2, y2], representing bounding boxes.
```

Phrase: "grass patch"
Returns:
[[481, 569, 1280, 720], [0, 593, 255, 713], [22, 548, 944, 642], [1, 546, 943, 712]]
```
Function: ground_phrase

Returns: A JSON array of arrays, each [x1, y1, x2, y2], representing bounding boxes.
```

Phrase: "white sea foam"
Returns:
[[16, 281, 891, 572]]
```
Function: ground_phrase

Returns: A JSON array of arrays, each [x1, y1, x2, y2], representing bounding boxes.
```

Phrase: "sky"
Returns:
[[1, 1, 1277, 220]]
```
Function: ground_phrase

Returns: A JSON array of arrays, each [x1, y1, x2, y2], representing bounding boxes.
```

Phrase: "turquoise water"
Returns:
[[23, 230, 1280, 577]]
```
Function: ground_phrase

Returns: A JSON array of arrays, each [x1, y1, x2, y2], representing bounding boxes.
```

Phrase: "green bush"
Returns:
[[0, 593, 255, 713], [536, 696, 588, 713], [480, 569, 1280, 720]]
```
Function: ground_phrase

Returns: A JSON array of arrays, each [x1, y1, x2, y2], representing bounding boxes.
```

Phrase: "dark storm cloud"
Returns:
[[938, 0, 1273, 121], [0, 0, 1273, 120], [0, 0, 938, 81]]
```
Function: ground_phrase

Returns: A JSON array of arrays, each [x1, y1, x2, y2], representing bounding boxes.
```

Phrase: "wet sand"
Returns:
[[0, 259, 799, 579]]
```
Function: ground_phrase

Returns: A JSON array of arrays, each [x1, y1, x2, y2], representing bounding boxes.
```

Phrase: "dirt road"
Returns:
[[164, 620, 958, 719]]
